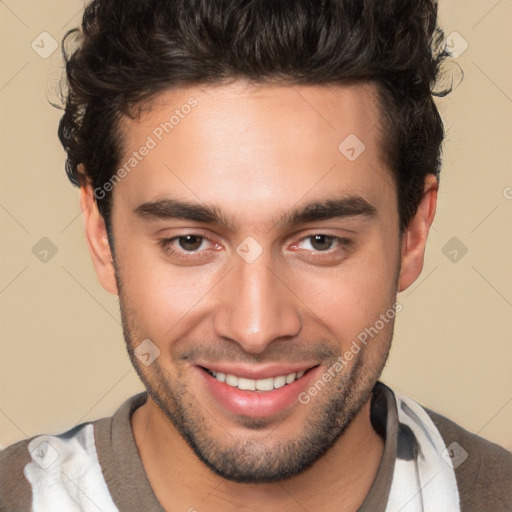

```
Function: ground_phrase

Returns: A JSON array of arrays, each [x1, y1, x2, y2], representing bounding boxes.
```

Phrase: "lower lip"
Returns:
[[196, 366, 320, 418]]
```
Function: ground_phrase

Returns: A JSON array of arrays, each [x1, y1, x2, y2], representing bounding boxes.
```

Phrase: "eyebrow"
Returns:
[[133, 194, 377, 230]]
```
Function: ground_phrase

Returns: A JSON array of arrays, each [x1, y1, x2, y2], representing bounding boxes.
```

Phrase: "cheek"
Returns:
[[290, 236, 399, 345], [115, 223, 399, 348], [115, 242, 221, 338]]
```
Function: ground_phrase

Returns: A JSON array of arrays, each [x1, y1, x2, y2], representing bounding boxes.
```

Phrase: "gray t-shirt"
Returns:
[[1, 382, 511, 511]]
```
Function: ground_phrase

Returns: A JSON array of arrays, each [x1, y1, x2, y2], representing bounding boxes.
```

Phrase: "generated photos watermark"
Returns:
[[94, 97, 198, 200], [298, 302, 403, 404]]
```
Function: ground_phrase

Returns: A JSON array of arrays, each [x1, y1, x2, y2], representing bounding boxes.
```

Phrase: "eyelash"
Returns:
[[158, 233, 354, 262], [159, 234, 218, 260]]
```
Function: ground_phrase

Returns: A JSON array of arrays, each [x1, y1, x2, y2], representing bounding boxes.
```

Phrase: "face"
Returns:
[[83, 81, 432, 483]]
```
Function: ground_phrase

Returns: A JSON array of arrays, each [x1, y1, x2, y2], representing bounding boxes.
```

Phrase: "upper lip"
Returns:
[[196, 362, 318, 380]]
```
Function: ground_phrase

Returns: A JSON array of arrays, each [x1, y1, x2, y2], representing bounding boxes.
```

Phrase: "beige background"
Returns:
[[1, 1, 511, 451]]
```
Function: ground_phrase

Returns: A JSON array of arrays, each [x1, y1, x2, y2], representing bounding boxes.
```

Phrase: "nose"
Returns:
[[213, 251, 302, 354]]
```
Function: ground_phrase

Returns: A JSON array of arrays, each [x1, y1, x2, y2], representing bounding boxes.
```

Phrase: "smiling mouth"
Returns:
[[201, 367, 316, 392]]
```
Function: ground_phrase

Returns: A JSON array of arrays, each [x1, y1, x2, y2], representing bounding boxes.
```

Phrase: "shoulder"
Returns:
[[0, 435, 34, 511], [425, 407, 512, 512], [0, 422, 110, 512]]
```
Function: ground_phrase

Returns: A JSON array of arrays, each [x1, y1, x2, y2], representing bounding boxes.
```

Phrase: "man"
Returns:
[[1, 0, 511, 511]]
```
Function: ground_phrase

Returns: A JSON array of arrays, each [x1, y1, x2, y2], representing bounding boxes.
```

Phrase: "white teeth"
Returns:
[[225, 374, 238, 386], [255, 377, 274, 391], [273, 375, 286, 388], [210, 369, 306, 391], [285, 372, 296, 384], [237, 377, 256, 391]]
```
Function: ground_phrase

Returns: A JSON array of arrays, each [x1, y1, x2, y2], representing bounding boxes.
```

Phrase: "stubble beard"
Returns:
[[114, 262, 395, 483]]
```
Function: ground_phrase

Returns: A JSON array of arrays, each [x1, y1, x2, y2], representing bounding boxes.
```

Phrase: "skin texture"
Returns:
[[80, 81, 437, 512]]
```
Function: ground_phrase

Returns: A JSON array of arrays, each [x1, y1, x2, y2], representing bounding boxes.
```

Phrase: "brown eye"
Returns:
[[177, 235, 204, 251], [290, 234, 354, 265], [309, 235, 335, 251], [158, 233, 221, 265]]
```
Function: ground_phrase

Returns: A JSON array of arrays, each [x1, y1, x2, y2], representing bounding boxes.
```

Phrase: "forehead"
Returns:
[[113, 81, 395, 227], [125, 80, 383, 151]]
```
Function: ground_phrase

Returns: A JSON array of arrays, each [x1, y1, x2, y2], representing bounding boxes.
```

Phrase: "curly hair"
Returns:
[[58, 0, 453, 233]]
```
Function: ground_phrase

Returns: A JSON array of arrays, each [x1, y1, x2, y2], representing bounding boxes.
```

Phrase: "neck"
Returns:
[[131, 396, 384, 512]]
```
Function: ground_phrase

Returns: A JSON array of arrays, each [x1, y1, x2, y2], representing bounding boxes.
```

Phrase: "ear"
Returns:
[[397, 174, 438, 292], [80, 181, 119, 296]]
